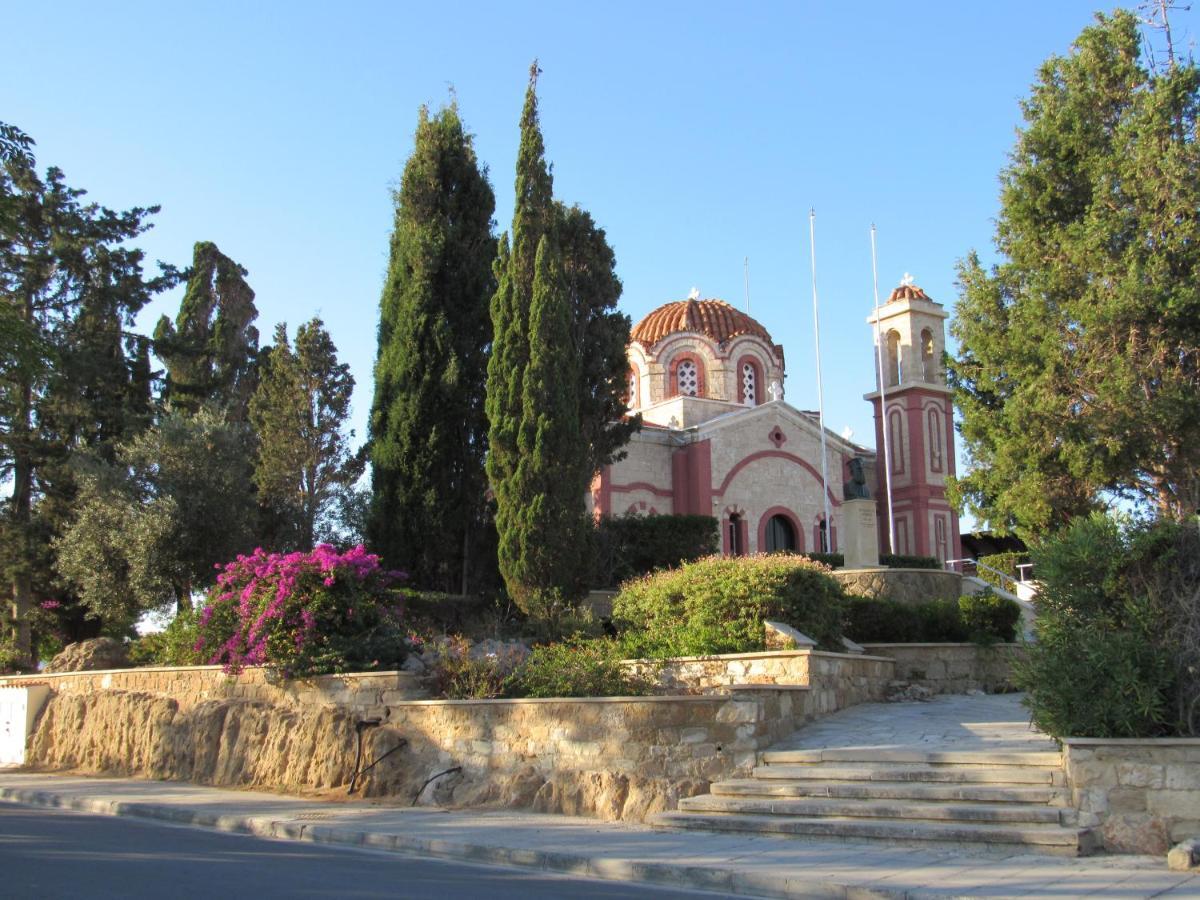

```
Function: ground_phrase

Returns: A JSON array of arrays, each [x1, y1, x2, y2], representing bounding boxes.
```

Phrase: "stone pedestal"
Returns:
[[841, 498, 880, 569]]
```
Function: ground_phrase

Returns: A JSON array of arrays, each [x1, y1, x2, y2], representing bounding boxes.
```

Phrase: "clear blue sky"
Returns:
[[5, 2, 1195, 471]]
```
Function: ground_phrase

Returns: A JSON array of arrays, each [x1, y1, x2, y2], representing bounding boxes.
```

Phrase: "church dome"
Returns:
[[631, 298, 773, 348], [887, 282, 934, 303]]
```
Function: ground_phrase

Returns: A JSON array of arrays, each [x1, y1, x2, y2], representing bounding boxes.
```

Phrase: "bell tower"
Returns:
[[864, 277, 961, 563]]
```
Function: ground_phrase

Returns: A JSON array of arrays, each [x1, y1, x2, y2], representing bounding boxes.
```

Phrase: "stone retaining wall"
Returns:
[[859, 643, 1022, 694], [1064, 738, 1200, 855], [19, 682, 807, 823], [0, 665, 428, 713], [626, 648, 894, 709], [832, 567, 963, 604]]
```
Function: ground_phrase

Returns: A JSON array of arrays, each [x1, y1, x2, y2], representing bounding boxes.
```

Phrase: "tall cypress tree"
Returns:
[[154, 241, 260, 421], [369, 104, 496, 592]]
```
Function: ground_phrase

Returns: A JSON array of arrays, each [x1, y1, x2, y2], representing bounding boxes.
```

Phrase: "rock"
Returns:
[[1168, 837, 1200, 871], [400, 655, 426, 674], [1102, 813, 1172, 856], [44, 638, 129, 673], [885, 681, 933, 703]]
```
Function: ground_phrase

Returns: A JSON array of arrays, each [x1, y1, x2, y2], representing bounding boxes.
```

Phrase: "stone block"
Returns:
[[1102, 813, 1172, 856], [1168, 837, 1200, 871], [1116, 762, 1166, 789], [1108, 788, 1149, 814], [1147, 789, 1200, 819], [1166, 766, 1200, 791]]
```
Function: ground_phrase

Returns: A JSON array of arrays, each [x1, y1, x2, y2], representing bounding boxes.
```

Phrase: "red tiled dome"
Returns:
[[887, 283, 934, 303], [631, 298, 773, 347]]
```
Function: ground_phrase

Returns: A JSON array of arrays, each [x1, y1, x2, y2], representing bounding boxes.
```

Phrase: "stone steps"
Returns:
[[710, 778, 1070, 806], [650, 811, 1096, 855], [652, 748, 1094, 855]]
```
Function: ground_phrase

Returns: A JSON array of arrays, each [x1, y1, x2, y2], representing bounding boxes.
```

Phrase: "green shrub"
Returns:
[[843, 593, 1020, 644], [1016, 513, 1194, 739], [424, 636, 525, 699], [613, 553, 845, 658], [880, 553, 941, 570], [127, 606, 204, 667], [802, 552, 844, 568], [959, 592, 1021, 643], [593, 514, 719, 588], [514, 639, 649, 698], [843, 597, 922, 642], [978, 551, 1027, 589]]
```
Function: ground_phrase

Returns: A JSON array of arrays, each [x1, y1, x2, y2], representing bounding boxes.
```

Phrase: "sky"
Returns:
[[5, 1, 1196, 479]]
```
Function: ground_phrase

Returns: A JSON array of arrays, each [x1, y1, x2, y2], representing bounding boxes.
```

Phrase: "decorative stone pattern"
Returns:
[[1064, 739, 1200, 855], [834, 568, 963, 605], [0, 666, 428, 713], [859, 643, 1023, 694]]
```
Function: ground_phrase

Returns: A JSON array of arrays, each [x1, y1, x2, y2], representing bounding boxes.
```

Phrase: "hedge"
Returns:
[[593, 514, 719, 588]]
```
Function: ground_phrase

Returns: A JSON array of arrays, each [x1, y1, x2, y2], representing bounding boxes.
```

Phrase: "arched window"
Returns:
[[677, 359, 699, 396], [728, 513, 744, 556], [765, 515, 796, 552], [927, 407, 944, 472], [921, 328, 936, 382], [814, 518, 830, 553], [888, 408, 906, 475], [934, 516, 948, 563], [627, 369, 639, 409], [741, 362, 757, 405], [886, 330, 902, 386]]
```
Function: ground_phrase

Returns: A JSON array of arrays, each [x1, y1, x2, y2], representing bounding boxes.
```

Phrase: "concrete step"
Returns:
[[650, 811, 1096, 855], [760, 749, 1062, 768], [709, 778, 1070, 806], [753, 763, 1064, 785], [677, 794, 1066, 824]]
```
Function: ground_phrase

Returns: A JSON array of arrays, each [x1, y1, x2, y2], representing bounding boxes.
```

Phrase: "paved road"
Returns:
[[0, 802, 733, 899]]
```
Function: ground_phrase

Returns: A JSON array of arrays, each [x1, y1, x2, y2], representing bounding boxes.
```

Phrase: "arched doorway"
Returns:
[[764, 514, 796, 553]]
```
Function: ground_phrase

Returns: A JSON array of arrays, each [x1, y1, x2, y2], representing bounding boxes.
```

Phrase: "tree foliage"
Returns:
[[486, 65, 636, 608], [369, 104, 496, 592], [0, 121, 170, 664], [154, 241, 260, 421], [948, 11, 1200, 537], [251, 318, 360, 551]]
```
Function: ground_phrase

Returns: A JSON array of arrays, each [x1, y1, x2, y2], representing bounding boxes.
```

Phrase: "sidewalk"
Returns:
[[1, 772, 1196, 898]]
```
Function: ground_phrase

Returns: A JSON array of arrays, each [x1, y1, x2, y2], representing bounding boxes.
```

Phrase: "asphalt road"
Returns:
[[0, 802, 733, 899]]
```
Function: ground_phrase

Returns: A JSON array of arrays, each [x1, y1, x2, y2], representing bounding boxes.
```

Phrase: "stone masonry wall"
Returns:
[[19, 683, 807, 823], [1064, 739, 1200, 855], [626, 649, 894, 715], [833, 568, 963, 604], [860, 643, 1023, 694], [0, 666, 427, 713]]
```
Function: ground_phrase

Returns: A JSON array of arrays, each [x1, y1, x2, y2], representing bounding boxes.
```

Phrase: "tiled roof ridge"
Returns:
[[631, 298, 774, 347]]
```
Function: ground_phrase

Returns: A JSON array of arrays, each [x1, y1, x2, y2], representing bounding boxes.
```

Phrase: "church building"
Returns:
[[588, 280, 963, 563]]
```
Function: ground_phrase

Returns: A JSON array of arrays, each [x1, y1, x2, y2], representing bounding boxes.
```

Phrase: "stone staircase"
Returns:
[[652, 747, 1097, 856]]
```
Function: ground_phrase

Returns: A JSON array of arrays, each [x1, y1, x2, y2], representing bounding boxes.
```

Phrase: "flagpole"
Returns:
[[870, 225, 896, 553], [808, 210, 834, 551]]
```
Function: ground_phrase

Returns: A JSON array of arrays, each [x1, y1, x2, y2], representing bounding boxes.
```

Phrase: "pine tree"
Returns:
[[0, 123, 170, 664], [252, 318, 360, 551], [368, 104, 496, 592], [948, 11, 1200, 536], [154, 241, 260, 421]]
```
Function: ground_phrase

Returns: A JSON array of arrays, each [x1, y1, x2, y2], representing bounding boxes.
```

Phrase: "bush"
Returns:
[[423, 635, 526, 699], [1015, 513, 1193, 739], [844, 593, 1020, 644], [978, 551, 1028, 588], [959, 592, 1020, 643], [194, 544, 408, 678], [802, 552, 844, 568], [613, 553, 845, 658], [127, 606, 204, 667], [514, 639, 649, 698], [593, 514, 719, 588]]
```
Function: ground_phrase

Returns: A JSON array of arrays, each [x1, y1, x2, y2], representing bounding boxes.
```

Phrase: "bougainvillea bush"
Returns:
[[194, 544, 408, 678]]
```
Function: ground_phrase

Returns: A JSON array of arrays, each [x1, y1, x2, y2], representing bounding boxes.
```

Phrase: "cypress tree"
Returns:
[[369, 104, 496, 592], [154, 241, 260, 421]]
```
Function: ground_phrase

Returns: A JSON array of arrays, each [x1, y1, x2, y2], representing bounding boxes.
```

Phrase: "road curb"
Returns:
[[0, 785, 898, 899]]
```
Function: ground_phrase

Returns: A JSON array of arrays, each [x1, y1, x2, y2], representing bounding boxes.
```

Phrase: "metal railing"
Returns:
[[943, 557, 1025, 596]]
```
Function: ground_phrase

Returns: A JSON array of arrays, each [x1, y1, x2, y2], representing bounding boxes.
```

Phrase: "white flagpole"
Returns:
[[808, 210, 834, 551], [743, 256, 751, 313], [870, 225, 896, 553]]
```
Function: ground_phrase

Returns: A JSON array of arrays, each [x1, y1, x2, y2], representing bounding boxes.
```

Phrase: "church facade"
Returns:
[[588, 281, 962, 563]]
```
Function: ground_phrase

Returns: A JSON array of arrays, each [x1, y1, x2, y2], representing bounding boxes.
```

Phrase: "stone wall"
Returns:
[[1064, 738, 1200, 855], [19, 683, 806, 823], [859, 643, 1022, 694], [626, 648, 894, 714], [0, 665, 427, 713], [833, 567, 963, 604]]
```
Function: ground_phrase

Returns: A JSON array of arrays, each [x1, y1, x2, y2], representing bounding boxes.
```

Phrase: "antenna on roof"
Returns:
[[743, 256, 751, 313]]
